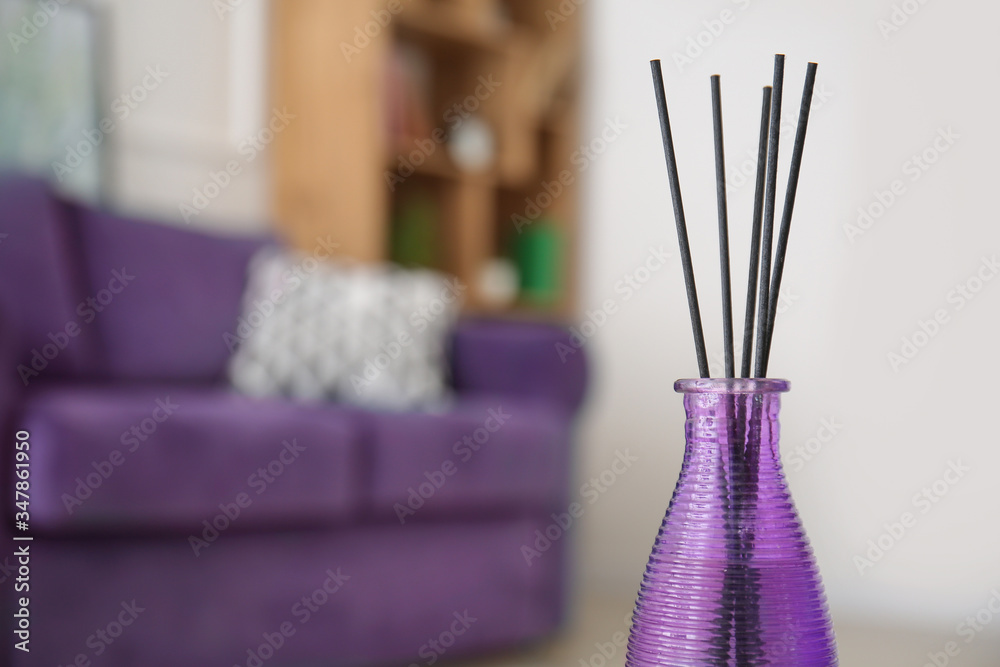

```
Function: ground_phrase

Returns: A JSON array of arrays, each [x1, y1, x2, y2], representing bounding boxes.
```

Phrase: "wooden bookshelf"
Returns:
[[270, 0, 581, 319]]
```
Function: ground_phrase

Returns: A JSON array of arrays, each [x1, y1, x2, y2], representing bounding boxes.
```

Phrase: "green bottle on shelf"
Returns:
[[391, 191, 438, 269], [515, 218, 562, 308]]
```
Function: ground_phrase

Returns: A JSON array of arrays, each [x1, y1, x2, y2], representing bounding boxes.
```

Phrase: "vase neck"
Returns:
[[682, 390, 783, 458]]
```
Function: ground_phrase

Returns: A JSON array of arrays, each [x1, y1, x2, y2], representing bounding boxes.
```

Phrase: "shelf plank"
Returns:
[[387, 142, 498, 184], [396, 0, 509, 53]]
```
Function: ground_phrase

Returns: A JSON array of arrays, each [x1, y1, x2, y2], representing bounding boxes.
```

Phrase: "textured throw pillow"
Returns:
[[227, 248, 463, 409]]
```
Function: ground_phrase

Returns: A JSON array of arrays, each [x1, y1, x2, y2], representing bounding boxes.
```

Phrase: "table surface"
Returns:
[[450, 592, 1000, 667]]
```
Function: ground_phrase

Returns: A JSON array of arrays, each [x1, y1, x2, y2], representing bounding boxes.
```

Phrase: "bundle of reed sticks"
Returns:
[[650, 54, 817, 378]]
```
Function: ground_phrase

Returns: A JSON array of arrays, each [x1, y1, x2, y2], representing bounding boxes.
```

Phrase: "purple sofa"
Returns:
[[0, 176, 587, 667]]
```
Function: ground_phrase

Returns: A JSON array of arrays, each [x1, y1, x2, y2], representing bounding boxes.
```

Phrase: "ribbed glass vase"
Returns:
[[626, 378, 837, 666]]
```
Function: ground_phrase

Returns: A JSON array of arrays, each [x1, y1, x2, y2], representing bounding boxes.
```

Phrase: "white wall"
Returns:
[[89, 0, 271, 233], [575, 0, 1000, 629]]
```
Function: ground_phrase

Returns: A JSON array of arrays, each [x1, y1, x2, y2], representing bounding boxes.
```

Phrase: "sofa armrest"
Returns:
[[450, 319, 588, 415], [0, 298, 23, 531], [0, 298, 21, 429]]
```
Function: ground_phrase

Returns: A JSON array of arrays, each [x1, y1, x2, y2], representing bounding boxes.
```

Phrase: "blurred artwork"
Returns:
[[0, 1, 102, 201]]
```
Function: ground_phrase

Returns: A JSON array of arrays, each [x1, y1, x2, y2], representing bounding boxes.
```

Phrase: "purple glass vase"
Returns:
[[626, 378, 837, 666]]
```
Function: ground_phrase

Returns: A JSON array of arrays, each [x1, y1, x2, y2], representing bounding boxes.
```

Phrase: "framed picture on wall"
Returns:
[[0, 0, 107, 203]]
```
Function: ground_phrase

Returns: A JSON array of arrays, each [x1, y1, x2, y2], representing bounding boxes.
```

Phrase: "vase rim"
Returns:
[[674, 378, 790, 394]]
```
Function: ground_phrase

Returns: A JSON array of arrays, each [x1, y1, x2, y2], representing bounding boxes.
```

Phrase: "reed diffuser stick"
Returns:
[[753, 54, 785, 378], [711, 75, 735, 378], [740, 86, 772, 378], [650, 59, 710, 378], [762, 62, 818, 373]]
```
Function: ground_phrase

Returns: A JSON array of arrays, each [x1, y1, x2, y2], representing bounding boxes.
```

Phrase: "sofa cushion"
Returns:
[[73, 208, 272, 382], [0, 175, 95, 380], [451, 320, 588, 414], [228, 248, 461, 410], [367, 396, 571, 521], [23, 384, 360, 535]]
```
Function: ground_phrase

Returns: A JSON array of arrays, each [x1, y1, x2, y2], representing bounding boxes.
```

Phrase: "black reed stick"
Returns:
[[711, 75, 734, 378], [761, 62, 818, 373], [753, 54, 784, 378], [650, 60, 709, 378], [740, 86, 772, 378]]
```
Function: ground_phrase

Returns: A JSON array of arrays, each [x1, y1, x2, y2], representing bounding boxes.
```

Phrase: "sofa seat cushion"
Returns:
[[23, 384, 361, 534], [367, 397, 571, 521]]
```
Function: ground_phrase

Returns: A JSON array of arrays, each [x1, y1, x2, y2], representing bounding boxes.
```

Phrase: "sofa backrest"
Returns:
[[71, 206, 273, 383], [0, 174, 274, 386], [0, 174, 98, 383]]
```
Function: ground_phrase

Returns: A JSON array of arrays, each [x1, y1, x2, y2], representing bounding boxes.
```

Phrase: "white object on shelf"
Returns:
[[448, 114, 495, 172], [477, 257, 519, 308]]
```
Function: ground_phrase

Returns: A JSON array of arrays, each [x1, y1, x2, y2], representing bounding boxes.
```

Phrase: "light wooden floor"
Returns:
[[450, 592, 1000, 667]]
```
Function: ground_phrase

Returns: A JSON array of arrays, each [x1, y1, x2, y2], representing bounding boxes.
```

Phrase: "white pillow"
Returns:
[[227, 248, 463, 410]]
